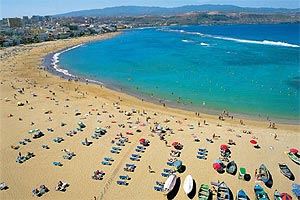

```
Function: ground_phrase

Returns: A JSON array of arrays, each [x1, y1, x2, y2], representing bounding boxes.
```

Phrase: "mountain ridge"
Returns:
[[54, 5, 299, 17]]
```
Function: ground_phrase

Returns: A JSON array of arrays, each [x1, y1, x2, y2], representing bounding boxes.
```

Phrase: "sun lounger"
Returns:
[[131, 154, 140, 158], [119, 175, 130, 180], [126, 164, 135, 168], [117, 181, 128, 186], [198, 151, 207, 155], [130, 157, 139, 161], [110, 149, 119, 154], [112, 147, 121, 150], [32, 189, 40, 196], [63, 155, 72, 160], [167, 161, 173, 166], [161, 173, 170, 177], [42, 144, 49, 149], [197, 155, 207, 159], [123, 167, 132, 172], [53, 161, 62, 166], [163, 169, 171, 173], [91, 134, 98, 139], [136, 146, 144, 149], [101, 161, 111, 165], [154, 186, 163, 192], [116, 142, 125, 146], [104, 157, 113, 161], [16, 156, 27, 163], [24, 138, 31, 142], [135, 148, 144, 153], [156, 181, 164, 186], [53, 137, 63, 143], [198, 148, 207, 152], [206, 138, 213, 143]]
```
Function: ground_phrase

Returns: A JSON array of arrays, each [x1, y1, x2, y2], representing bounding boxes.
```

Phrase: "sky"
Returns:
[[1, 0, 299, 18]]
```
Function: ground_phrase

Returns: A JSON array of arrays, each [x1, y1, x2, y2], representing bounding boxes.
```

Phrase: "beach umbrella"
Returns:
[[220, 144, 228, 150], [172, 142, 179, 146], [139, 138, 146, 143], [173, 160, 182, 169], [213, 163, 222, 171], [290, 148, 298, 154], [279, 193, 292, 200], [250, 139, 257, 145]]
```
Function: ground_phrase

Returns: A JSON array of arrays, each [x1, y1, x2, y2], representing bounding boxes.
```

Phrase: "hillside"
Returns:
[[54, 5, 299, 17]]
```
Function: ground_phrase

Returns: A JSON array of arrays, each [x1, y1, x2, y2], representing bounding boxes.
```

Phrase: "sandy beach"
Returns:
[[0, 32, 299, 200]]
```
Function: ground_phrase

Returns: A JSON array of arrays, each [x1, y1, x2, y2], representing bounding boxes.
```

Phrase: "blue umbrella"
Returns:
[[173, 160, 182, 169]]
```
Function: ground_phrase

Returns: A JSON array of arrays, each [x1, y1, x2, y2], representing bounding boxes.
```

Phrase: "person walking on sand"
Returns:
[[148, 165, 152, 173]]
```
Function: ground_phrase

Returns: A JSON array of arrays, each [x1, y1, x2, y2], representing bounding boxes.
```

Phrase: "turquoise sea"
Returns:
[[58, 24, 300, 123]]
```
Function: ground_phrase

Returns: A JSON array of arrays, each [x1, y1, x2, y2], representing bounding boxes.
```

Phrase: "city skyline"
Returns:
[[1, 0, 299, 18]]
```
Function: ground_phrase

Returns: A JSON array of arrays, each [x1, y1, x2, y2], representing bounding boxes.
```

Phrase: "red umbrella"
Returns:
[[290, 148, 298, 154], [172, 142, 179, 146], [139, 138, 146, 143], [250, 139, 257, 145], [220, 144, 228, 150], [213, 163, 222, 170], [279, 193, 292, 200]]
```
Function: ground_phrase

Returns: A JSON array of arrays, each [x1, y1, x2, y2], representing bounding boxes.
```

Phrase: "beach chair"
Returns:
[[154, 186, 163, 192], [238, 167, 246, 180], [110, 149, 119, 154], [91, 134, 98, 139], [119, 175, 130, 180], [197, 155, 206, 159], [198, 151, 207, 155], [62, 155, 72, 160], [166, 161, 173, 166], [117, 181, 128, 186], [136, 148, 145, 153], [104, 157, 113, 161], [155, 181, 164, 187], [131, 154, 140, 158], [161, 173, 170, 177], [24, 138, 31, 142], [116, 142, 125, 146], [32, 189, 40, 196], [198, 147, 207, 152], [53, 161, 62, 166], [130, 157, 139, 161], [125, 164, 135, 168], [101, 161, 111, 165]]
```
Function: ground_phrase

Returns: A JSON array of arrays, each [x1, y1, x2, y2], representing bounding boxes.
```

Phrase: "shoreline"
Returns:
[[43, 33, 300, 125]]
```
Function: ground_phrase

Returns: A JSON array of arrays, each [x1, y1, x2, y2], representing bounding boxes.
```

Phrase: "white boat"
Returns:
[[163, 174, 177, 193], [183, 175, 193, 194]]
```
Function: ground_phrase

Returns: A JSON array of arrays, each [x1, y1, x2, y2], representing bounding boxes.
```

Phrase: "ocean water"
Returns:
[[58, 24, 300, 122]]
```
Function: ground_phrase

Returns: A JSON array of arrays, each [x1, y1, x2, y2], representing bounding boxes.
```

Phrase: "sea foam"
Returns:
[[51, 44, 83, 77], [163, 28, 299, 48]]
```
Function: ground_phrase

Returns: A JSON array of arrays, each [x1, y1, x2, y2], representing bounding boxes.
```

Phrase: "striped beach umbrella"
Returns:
[[279, 193, 292, 200]]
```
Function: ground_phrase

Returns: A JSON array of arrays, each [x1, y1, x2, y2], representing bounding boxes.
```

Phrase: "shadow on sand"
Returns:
[[167, 177, 181, 200], [187, 179, 197, 199]]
